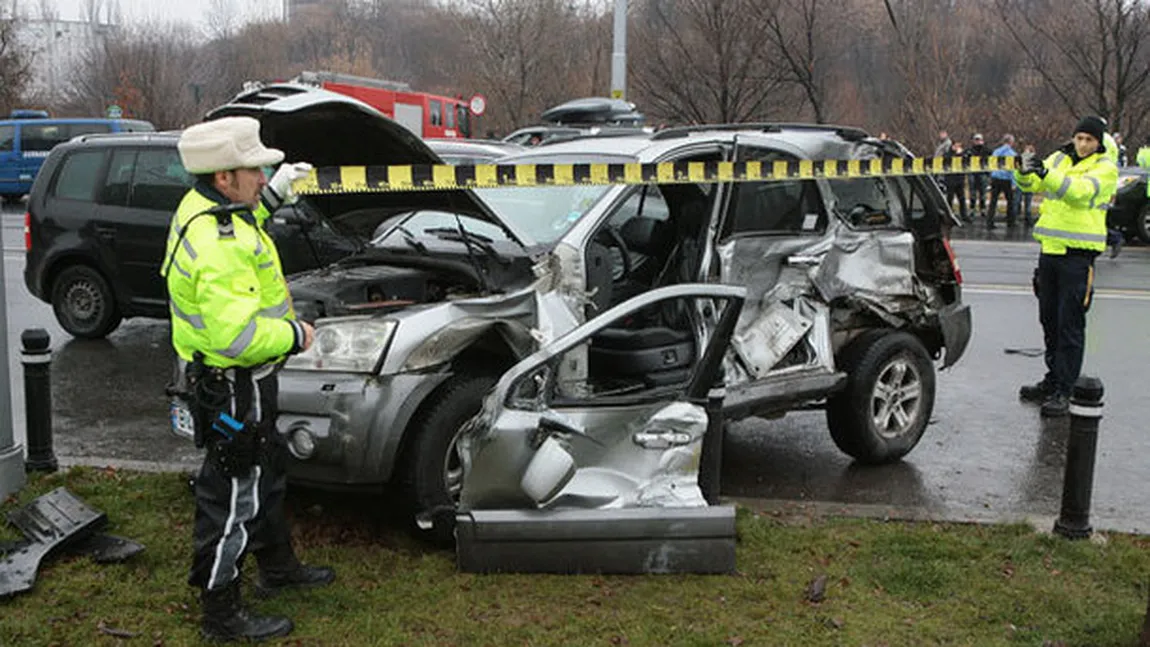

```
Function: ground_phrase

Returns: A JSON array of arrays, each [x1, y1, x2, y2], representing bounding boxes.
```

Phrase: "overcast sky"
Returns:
[[19, 0, 283, 28]]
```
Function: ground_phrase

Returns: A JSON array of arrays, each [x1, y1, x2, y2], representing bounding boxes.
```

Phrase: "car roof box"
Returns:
[[540, 97, 645, 126]]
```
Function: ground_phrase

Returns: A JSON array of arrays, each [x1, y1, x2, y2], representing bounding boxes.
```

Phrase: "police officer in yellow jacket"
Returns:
[[162, 116, 333, 642], [1015, 115, 1117, 417]]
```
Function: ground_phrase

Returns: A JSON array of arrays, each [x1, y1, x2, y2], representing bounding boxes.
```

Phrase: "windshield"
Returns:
[[475, 152, 637, 245], [475, 185, 612, 245]]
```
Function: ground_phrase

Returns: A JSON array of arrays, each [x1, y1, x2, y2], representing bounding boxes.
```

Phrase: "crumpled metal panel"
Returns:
[[811, 225, 920, 303], [716, 219, 925, 376], [730, 301, 814, 379], [460, 400, 712, 511]]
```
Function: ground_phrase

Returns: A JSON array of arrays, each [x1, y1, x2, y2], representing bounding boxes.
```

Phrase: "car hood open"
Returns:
[[205, 83, 522, 245]]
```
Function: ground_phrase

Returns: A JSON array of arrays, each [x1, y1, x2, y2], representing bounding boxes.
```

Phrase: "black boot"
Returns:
[[1040, 393, 1070, 418], [201, 581, 294, 643], [1019, 380, 1054, 404], [256, 564, 336, 598]]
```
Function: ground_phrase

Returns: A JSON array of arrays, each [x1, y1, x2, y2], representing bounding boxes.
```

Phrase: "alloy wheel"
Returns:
[[869, 356, 923, 439]]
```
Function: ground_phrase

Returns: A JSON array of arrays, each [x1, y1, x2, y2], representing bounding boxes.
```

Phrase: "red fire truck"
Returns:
[[292, 70, 473, 139]]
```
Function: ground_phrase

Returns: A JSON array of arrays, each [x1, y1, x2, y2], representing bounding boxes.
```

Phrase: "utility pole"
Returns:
[[611, 0, 627, 100], [0, 222, 26, 499]]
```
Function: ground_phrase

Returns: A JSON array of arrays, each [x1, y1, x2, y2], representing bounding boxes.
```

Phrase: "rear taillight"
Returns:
[[941, 237, 962, 285], [23, 211, 31, 251]]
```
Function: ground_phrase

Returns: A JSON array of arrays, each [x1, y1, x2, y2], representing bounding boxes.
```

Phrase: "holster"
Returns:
[[184, 354, 261, 477]]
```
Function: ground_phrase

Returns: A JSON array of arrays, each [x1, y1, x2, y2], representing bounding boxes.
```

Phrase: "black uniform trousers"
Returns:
[[945, 180, 968, 220], [187, 371, 299, 592], [1037, 251, 1096, 398], [988, 178, 1017, 226]]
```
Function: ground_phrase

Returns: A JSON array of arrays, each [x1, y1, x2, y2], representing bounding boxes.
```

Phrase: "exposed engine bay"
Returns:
[[289, 249, 539, 322]]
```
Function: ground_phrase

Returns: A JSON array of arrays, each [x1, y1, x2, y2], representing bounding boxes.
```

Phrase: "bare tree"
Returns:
[[0, 6, 33, 113], [995, 0, 1150, 136], [631, 0, 791, 125], [81, 0, 105, 23], [66, 23, 202, 128], [442, 0, 601, 131], [763, 0, 835, 123], [206, 0, 239, 39], [37, 0, 58, 21]]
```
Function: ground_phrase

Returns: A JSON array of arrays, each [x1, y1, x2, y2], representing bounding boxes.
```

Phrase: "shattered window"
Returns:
[[725, 148, 824, 236], [831, 177, 896, 228]]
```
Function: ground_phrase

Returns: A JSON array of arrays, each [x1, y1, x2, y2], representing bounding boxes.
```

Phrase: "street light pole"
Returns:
[[0, 220, 27, 498], [611, 0, 627, 100]]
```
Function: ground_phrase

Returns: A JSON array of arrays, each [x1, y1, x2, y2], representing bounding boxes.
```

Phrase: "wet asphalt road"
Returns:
[[3, 204, 1150, 531]]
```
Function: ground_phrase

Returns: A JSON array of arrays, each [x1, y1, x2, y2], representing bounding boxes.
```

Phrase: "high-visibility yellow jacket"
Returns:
[[1137, 147, 1150, 170], [1015, 144, 1117, 255], [160, 184, 303, 368]]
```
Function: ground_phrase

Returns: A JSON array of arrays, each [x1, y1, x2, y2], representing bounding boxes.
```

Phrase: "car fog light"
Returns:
[[289, 426, 317, 460]]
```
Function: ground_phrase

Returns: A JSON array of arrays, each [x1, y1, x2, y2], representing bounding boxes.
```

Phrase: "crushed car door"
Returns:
[[457, 284, 745, 512], [709, 141, 842, 417]]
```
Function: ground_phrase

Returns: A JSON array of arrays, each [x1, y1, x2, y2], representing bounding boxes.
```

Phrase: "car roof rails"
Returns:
[[651, 122, 870, 142], [72, 131, 177, 145]]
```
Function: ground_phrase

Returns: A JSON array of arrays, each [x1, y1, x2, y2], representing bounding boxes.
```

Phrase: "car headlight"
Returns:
[[284, 317, 397, 373]]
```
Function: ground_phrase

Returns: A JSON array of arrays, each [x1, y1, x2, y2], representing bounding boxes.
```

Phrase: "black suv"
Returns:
[[23, 131, 356, 339]]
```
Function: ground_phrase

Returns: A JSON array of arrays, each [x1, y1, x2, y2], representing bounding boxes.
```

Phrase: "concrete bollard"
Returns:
[[1053, 375, 1103, 540], [21, 328, 56, 473]]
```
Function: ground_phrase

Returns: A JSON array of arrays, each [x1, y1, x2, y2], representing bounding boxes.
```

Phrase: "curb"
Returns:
[[59, 455, 199, 474]]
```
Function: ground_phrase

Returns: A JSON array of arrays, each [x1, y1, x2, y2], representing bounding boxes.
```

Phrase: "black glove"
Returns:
[[1020, 152, 1046, 178]]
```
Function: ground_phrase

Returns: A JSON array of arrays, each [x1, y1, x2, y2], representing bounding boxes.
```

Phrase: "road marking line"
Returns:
[[966, 285, 1150, 301], [952, 239, 1150, 253]]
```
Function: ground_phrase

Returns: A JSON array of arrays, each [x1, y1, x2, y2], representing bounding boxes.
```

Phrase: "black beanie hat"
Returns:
[[1074, 115, 1106, 142]]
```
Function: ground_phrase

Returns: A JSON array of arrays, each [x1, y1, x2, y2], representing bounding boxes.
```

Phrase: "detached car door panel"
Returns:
[[458, 284, 745, 512]]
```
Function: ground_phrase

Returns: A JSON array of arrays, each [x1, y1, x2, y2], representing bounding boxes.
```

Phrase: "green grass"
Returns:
[[2, 467, 1149, 646]]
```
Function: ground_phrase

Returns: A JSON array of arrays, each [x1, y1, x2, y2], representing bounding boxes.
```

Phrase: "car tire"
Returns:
[[826, 330, 935, 464], [402, 372, 498, 545], [1136, 203, 1150, 244], [51, 265, 122, 339]]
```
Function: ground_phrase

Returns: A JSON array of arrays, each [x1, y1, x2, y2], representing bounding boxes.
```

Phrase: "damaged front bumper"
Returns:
[[275, 368, 451, 486]]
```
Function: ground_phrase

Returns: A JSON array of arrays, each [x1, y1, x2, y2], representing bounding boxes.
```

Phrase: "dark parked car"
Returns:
[[23, 131, 357, 339], [1107, 165, 1150, 242]]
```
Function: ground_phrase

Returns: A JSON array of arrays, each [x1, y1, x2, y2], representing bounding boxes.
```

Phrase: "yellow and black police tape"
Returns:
[[291, 155, 1019, 195]]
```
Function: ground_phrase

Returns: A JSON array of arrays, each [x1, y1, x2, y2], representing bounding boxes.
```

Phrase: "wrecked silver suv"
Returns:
[[206, 86, 971, 527]]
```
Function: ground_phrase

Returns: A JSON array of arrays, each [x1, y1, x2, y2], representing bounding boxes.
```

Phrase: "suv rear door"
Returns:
[[95, 144, 191, 311], [707, 138, 844, 416]]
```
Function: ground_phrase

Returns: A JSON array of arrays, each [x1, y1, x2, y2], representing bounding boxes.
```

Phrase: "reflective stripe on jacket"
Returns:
[[161, 185, 301, 368], [1014, 145, 1117, 255]]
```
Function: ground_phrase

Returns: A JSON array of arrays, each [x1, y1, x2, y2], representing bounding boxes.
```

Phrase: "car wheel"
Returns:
[[826, 330, 935, 464], [50, 265, 122, 339], [1136, 203, 1150, 244], [402, 372, 498, 545]]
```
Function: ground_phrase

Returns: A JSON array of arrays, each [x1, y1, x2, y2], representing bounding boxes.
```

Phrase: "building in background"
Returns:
[[16, 18, 117, 103]]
